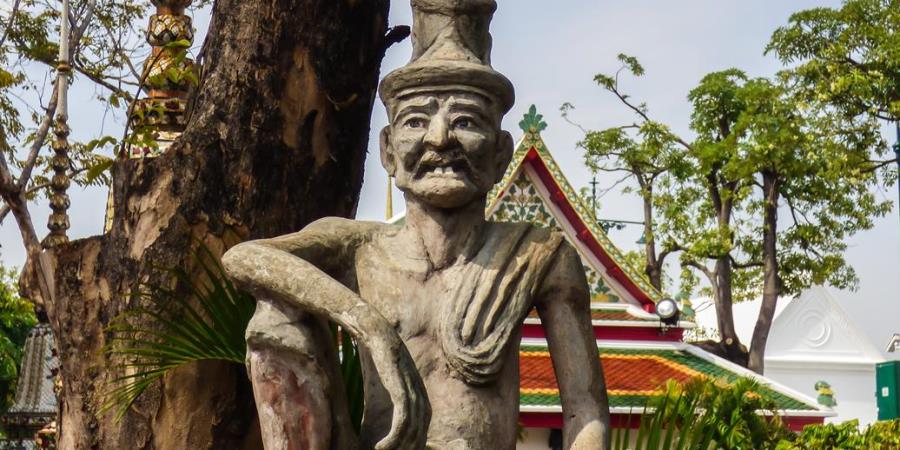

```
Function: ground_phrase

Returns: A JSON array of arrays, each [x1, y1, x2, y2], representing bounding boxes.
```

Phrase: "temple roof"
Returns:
[[518, 338, 832, 417], [525, 303, 694, 329], [7, 324, 57, 416], [486, 106, 662, 308], [0, 324, 59, 449]]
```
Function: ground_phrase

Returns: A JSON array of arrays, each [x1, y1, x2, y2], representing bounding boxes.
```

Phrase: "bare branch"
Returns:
[[730, 255, 763, 269], [685, 259, 717, 292], [16, 86, 58, 191], [0, 0, 22, 50], [862, 157, 899, 174]]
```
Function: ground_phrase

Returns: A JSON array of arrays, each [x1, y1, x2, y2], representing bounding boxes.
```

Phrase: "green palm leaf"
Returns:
[[101, 244, 366, 431], [101, 246, 255, 420]]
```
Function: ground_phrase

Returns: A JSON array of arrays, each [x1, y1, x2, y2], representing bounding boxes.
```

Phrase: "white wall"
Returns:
[[766, 363, 878, 426]]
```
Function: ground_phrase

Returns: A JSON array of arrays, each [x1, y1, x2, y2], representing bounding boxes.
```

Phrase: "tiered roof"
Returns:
[[519, 339, 822, 415], [0, 324, 59, 449], [488, 106, 832, 429]]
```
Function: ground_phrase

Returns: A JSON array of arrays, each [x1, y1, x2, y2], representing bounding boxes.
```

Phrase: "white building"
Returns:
[[765, 287, 885, 425], [695, 287, 885, 426]]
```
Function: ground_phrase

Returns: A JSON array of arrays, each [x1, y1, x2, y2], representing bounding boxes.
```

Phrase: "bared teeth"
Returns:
[[425, 165, 459, 175]]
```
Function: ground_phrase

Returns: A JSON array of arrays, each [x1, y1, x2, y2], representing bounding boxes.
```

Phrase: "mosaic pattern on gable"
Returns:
[[489, 173, 558, 228], [489, 172, 621, 303], [584, 264, 621, 303]]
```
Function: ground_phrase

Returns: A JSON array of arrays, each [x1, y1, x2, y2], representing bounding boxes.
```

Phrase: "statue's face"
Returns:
[[381, 92, 513, 209]]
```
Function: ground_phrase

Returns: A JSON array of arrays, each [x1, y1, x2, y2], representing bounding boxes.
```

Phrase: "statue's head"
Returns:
[[379, 0, 514, 209]]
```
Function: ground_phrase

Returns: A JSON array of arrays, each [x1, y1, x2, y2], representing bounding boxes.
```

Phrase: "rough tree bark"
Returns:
[[34, 1, 396, 448]]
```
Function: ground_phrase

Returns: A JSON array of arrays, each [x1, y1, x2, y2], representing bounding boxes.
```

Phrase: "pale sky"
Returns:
[[2, 1, 898, 353]]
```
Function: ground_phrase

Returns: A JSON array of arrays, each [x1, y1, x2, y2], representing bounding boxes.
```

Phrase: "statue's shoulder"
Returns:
[[261, 217, 389, 251], [487, 222, 568, 248], [302, 216, 390, 238]]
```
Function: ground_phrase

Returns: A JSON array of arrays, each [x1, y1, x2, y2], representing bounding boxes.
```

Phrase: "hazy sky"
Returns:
[[1, 1, 897, 352]]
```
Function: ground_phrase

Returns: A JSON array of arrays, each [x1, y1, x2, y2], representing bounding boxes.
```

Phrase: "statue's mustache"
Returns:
[[410, 148, 476, 177]]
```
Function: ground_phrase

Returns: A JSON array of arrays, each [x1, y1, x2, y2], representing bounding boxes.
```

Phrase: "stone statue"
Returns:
[[222, 1, 611, 449]]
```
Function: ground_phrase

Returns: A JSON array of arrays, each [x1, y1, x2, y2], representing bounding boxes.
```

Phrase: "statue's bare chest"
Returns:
[[354, 242, 454, 342]]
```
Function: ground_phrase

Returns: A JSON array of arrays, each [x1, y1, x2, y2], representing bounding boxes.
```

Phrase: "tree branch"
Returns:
[[16, 86, 58, 191], [730, 255, 763, 269], [0, 0, 22, 50], [685, 259, 717, 292]]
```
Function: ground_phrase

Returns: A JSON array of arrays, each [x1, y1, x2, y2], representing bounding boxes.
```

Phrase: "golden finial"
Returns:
[[386, 176, 394, 221]]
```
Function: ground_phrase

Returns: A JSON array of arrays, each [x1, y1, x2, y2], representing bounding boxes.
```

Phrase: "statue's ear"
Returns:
[[380, 126, 396, 176], [494, 130, 514, 183]]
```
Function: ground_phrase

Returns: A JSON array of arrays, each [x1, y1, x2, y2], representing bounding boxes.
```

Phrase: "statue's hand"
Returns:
[[367, 333, 431, 450]]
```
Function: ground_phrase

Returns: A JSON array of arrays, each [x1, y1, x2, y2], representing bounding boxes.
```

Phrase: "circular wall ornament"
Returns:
[[800, 310, 831, 348]]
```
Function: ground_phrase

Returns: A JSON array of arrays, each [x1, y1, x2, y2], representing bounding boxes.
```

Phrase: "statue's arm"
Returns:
[[222, 217, 383, 339], [221, 217, 430, 450], [535, 242, 611, 450]]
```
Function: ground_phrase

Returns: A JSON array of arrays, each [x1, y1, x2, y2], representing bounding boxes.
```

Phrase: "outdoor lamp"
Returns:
[[656, 298, 680, 326]]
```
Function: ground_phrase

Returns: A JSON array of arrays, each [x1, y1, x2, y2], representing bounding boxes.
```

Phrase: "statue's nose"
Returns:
[[423, 117, 451, 149]]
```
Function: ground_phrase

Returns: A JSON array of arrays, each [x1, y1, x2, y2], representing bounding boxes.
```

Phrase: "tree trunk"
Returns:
[[712, 255, 747, 365], [37, 1, 392, 448], [640, 185, 663, 291], [748, 171, 781, 374]]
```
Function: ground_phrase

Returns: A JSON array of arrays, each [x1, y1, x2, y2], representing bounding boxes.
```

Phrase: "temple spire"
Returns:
[[126, 0, 196, 158], [44, 0, 71, 248], [386, 176, 394, 220], [107, 0, 195, 232]]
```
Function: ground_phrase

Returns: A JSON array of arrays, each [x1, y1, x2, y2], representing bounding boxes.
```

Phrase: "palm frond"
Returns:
[[101, 245, 255, 420], [100, 244, 367, 431]]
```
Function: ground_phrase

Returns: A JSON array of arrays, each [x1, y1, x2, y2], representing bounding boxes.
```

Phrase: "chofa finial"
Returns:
[[519, 105, 547, 135]]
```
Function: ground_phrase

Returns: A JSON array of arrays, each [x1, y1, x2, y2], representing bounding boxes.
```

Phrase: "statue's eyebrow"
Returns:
[[446, 97, 490, 120], [393, 97, 438, 122]]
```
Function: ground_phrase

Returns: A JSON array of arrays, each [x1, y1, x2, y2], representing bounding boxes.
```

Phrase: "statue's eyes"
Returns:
[[452, 118, 472, 129], [405, 118, 426, 129]]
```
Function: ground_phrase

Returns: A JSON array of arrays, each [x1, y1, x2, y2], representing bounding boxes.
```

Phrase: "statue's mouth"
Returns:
[[415, 156, 470, 179]]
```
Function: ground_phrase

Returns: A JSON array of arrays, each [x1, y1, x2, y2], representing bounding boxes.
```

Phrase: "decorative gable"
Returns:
[[488, 169, 622, 303], [487, 106, 661, 308], [765, 287, 884, 365]]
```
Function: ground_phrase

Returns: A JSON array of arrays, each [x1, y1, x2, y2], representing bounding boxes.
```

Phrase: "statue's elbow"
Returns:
[[221, 242, 259, 279]]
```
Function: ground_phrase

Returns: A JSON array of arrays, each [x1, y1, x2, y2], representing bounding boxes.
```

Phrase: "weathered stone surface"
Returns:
[[222, 1, 611, 449], [39, 1, 393, 448]]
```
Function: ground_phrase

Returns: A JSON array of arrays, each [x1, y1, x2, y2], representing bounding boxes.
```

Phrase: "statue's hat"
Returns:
[[380, 0, 515, 114]]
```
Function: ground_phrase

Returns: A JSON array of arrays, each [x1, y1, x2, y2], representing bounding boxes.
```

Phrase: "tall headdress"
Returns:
[[380, 0, 514, 116]]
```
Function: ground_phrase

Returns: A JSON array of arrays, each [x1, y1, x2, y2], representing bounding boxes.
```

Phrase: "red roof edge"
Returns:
[[522, 324, 683, 342], [524, 147, 656, 309], [520, 412, 823, 431]]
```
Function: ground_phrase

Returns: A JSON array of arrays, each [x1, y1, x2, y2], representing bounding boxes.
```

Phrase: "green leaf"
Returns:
[[84, 156, 114, 185]]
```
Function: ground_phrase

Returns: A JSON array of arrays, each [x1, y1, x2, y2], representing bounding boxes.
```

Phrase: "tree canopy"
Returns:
[[570, 50, 894, 371]]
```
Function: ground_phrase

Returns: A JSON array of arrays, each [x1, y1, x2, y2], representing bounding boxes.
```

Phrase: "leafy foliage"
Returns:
[[767, 0, 900, 122], [776, 419, 900, 450], [573, 50, 893, 367], [0, 264, 37, 413], [0, 0, 206, 218], [613, 377, 791, 450]]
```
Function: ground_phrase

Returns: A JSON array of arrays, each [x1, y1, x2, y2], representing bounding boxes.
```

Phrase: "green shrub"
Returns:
[[864, 419, 900, 449], [776, 419, 900, 450], [614, 377, 792, 450]]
